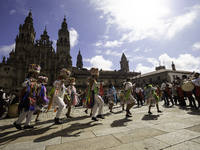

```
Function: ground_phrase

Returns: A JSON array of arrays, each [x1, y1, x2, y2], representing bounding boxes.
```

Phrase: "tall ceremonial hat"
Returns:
[[28, 64, 41, 73], [68, 77, 75, 85], [60, 69, 71, 78], [37, 76, 48, 83], [90, 67, 99, 76]]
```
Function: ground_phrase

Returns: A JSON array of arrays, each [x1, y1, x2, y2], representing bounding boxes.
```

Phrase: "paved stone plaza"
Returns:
[[0, 101, 200, 150]]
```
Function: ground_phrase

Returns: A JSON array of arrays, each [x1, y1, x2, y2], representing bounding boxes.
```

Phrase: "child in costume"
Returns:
[[52, 69, 71, 124], [35, 76, 49, 121], [65, 77, 79, 118], [13, 64, 41, 130], [144, 83, 162, 114]]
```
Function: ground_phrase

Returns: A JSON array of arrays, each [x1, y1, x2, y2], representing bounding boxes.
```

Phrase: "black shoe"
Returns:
[[148, 111, 152, 114], [54, 118, 62, 124], [110, 110, 114, 113], [13, 122, 22, 130], [85, 110, 88, 114], [67, 115, 73, 118], [35, 119, 41, 122], [92, 117, 99, 121], [126, 114, 132, 117], [126, 109, 132, 115], [157, 110, 162, 113], [90, 113, 92, 116], [96, 114, 105, 119], [23, 125, 34, 129], [122, 108, 124, 111]]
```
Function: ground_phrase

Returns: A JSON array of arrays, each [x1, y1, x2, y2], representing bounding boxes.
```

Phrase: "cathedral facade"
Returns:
[[0, 10, 140, 92]]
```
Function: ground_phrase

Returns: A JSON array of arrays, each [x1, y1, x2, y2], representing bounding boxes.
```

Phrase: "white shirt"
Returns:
[[124, 82, 132, 91], [135, 87, 143, 93], [192, 77, 200, 86], [161, 83, 167, 90]]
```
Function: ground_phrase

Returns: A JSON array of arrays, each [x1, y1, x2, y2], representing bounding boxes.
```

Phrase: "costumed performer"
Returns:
[[52, 69, 71, 124], [135, 84, 143, 107], [13, 64, 41, 130], [87, 67, 106, 121], [35, 76, 49, 121], [65, 77, 79, 118], [122, 78, 136, 117], [144, 83, 162, 114], [192, 72, 200, 108], [107, 83, 117, 113], [84, 77, 93, 116]]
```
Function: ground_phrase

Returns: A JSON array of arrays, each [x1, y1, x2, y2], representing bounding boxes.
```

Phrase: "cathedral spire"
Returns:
[[120, 53, 129, 72], [76, 49, 83, 69]]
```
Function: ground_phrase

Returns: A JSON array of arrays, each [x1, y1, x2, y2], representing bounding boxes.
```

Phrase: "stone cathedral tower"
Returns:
[[76, 50, 83, 69], [120, 53, 129, 72]]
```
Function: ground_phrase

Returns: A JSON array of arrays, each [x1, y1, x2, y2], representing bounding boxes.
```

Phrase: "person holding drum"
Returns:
[[182, 75, 197, 108], [192, 72, 200, 109], [175, 77, 186, 106], [161, 80, 174, 106]]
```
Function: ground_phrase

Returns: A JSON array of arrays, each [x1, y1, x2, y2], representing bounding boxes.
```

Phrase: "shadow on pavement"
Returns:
[[110, 118, 132, 127], [141, 114, 160, 120]]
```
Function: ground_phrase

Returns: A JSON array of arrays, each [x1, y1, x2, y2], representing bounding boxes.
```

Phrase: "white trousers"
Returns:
[[92, 94, 104, 117], [16, 111, 34, 126], [53, 95, 66, 118]]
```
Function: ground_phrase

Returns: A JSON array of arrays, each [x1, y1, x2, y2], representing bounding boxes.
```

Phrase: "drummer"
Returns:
[[175, 77, 186, 106], [192, 72, 200, 109], [182, 75, 197, 108]]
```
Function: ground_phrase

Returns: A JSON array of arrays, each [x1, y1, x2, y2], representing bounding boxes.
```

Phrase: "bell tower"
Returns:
[[56, 15, 72, 70], [76, 50, 83, 69], [15, 9, 36, 52], [120, 53, 129, 72]]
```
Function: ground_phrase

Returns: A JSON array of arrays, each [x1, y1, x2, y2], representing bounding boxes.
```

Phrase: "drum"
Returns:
[[8, 103, 19, 118], [181, 80, 195, 92]]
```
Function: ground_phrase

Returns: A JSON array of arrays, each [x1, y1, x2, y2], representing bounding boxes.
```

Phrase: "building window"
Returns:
[[157, 76, 160, 80], [138, 80, 140, 82], [40, 61, 45, 68], [143, 79, 145, 83], [60, 38, 63, 43], [65, 38, 67, 43], [51, 74, 54, 82], [41, 54, 45, 59]]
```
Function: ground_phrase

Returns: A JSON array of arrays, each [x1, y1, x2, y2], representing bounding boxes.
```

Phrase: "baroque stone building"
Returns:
[[0, 10, 140, 92]]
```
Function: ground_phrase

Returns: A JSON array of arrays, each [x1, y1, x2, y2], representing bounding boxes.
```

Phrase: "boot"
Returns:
[[54, 118, 62, 124]]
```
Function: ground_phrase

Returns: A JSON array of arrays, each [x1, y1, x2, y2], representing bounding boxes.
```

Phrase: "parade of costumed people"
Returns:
[[50, 69, 71, 124], [144, 83, 162, 114], [122, 78, 136, 117], [86, 67, 106, 121], [35, 76, 49, 122], [13, 64, 41, 130], [107, 83, 117, 113], [65, 77, 79, 118]]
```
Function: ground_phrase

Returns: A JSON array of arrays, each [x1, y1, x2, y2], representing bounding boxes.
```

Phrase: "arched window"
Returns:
[[51, 74, 54, 82], [60, 38, 63, 43], [40, 61, 45, 68], [64, 38, 67, 43]]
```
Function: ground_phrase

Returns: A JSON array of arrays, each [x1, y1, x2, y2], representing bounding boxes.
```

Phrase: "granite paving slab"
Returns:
[[154, 129, 200, 145], [163, 141, 200, 150]]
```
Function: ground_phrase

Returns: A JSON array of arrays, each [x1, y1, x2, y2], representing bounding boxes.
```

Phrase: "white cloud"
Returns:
[[135, 53, 200, 74], [91, 1, 200, 41], [83, 58, 90, 62], [94, 41, 102, 47], [69, 28, 79, 48], [135, 63, 155, 74], [144, 48, 152, 52], [133, 48, 139, 52], [192, 42, 200, 51], [10, 10, 16, 15], [105, 50, 121, 56], [90, 55, 113, 70], [104, 40, 122, 48], [95, 50, 102, 54], [0, 43, 15, 55]]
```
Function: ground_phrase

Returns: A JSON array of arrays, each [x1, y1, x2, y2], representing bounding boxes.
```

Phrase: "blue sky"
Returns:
[[0, 0, 200, 74]]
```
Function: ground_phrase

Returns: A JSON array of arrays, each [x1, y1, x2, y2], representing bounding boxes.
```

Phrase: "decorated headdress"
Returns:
[[90, 67, 99, 76], [60, 69, 71, 78], [68, 77, 75, 85], [28, 64, 41, 73], [37, 76, 48, 83]]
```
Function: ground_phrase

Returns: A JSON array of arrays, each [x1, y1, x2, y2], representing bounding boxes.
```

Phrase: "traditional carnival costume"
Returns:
[[52, 69, 71, 124], [86, 68, 105, 121], [14, 64, 41, 130], [161, 80, 174, 106], [175, 77, 186, 106], [84, 77, 93, 116], [65, 77, 79, 118], [35, 76, 49, 121], [144, 83, 162, 114], [117, 88, 125, 111], [107, 83, 117, 113], [122, 78, 136, 117]]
